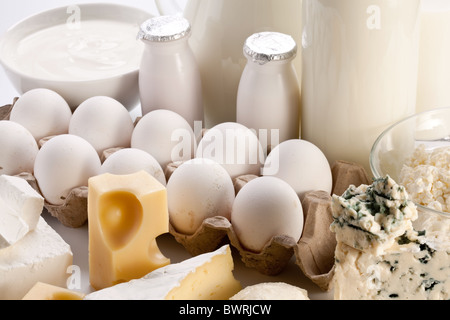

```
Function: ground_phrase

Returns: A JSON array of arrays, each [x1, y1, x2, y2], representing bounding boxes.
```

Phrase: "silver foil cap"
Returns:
[[244, 32, 297, 65], [138, 15, 191, 42]]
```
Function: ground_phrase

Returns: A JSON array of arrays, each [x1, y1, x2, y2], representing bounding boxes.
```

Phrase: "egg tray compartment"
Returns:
[[168, 160, 371, 292]]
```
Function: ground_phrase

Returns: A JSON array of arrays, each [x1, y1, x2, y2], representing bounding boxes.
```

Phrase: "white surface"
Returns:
[[0, 1, 333, 300]]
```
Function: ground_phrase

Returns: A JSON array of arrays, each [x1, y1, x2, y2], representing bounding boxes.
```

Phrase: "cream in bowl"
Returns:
[[370, 107, 450, 226], [0, 3, 152, 110]]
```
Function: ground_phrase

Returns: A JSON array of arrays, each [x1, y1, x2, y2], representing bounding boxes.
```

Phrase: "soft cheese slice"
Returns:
[[331, 176, 418, 254], [84, 245, 242, 300], [0, 175, 44, 249], [334, 238, 450, 300], [230, 282, 310, 300], [88, 171, 170, 290], [0, 217, 73, 300], [22, 282, 85, 300]]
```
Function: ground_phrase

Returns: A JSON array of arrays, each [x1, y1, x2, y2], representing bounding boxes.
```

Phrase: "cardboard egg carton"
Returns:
[[167, 159, 371, 291], [1, 100, 372, 291]]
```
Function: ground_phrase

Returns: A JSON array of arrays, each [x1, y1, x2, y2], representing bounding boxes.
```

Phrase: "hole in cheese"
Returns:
[[99, 191, 143, 250]]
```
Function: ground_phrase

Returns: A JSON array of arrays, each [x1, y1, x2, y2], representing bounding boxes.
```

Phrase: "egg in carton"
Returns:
[[166, 162, 301, 276], [0, 100, 83, 227]]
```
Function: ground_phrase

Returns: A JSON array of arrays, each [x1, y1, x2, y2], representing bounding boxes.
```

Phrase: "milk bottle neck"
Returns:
[[245, 56, 296, 74]]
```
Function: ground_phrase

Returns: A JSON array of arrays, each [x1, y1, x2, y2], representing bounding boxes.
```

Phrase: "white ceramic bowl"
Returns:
[[0, 3, 153, 111], [371, 107, 450, 220]]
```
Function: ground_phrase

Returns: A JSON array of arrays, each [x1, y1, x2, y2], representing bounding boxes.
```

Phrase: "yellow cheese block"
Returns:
[[164, 245, 241, 300], [88, 171, 170, 290], [22, 282, 85, 300], [84, 245, 242, 300]]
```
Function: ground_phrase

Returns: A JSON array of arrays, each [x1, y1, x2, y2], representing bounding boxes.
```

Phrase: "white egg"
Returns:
[[100, 148, 166, 186], [196, 122, 265, 179], [231, 176, 304, 253], [9, 88, 72, 142], [167, 158, 235, 235], [34, 134, 101, 205], [131, 110, 196, 170], [0, 121, 39, 175], [69, 96, 134, 156], [262, 139, 333, 198]]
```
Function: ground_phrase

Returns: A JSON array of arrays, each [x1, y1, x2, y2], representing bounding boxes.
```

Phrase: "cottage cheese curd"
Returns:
[[399, 145, 450, 213]]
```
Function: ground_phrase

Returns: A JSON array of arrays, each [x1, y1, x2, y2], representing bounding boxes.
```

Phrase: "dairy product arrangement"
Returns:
[[0, 0, 449, 303]]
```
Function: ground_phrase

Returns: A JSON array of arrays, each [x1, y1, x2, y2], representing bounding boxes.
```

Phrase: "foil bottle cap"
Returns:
[[244, 32, 298, 65], [138, 15, 191, 42]]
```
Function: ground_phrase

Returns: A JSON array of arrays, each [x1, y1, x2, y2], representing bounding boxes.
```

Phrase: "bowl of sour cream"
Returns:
[[0, 3, 153, 111]]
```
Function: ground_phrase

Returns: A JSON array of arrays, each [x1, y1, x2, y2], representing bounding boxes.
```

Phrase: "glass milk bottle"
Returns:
[[156, 0, 303, 129], [301, 0, 421, 175], [237, 32, 300, 153], [138, 15, 203, 128]]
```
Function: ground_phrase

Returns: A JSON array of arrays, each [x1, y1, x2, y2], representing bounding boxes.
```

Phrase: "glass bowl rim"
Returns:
[[370, 106, 450, 219]]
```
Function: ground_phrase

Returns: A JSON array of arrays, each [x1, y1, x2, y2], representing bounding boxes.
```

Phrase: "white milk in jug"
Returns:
[[416, 0, 450, 113], [301, 0, 421, 175]]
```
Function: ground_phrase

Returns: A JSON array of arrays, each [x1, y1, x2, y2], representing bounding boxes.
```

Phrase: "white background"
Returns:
[[0, 0, 333, 300]]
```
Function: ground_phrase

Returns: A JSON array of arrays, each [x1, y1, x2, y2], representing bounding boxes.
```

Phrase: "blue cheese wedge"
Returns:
[[332, 176, 450, 300], [331, 176, 418, 255], [334, 232, 450, 300]]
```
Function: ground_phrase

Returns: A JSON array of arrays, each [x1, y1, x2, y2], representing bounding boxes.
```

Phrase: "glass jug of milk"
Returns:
[[301, 0, 421, 175], [156, 0, 302, 129], [416, 0, 450, 113]]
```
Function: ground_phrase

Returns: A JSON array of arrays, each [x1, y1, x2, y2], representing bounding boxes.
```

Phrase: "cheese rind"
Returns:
[[0, 175, 44, 248], [84, 245, 242, 300], [0, 217, 73, 300], [22, 282, 85, 300], [88, 171, 170, 290]]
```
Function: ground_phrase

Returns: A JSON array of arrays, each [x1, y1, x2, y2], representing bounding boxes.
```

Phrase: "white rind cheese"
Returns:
[[0, 175, 44, 248], [332, 176, 450, 300], [230, 282, 310, 300], [84, 245, 241, 300], [331, 176, 418, 255], [0, 217, 73, 300]]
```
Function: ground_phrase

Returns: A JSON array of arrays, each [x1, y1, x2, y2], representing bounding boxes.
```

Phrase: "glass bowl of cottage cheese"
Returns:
[[0, 3, 152, 111], [371, 107, 450, 247]]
